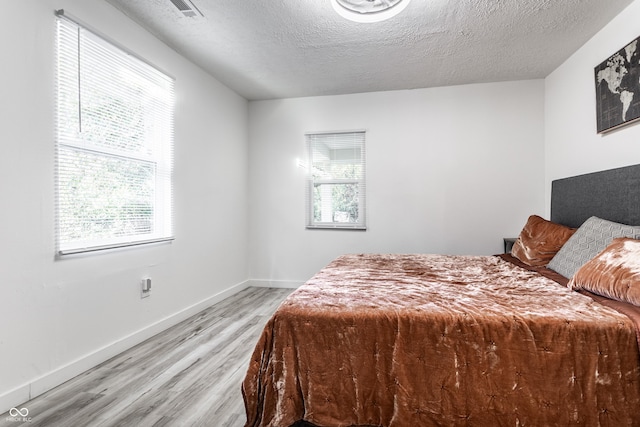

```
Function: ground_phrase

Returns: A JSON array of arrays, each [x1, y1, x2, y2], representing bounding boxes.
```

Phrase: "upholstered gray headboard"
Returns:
[[550, 164, 640, 228]]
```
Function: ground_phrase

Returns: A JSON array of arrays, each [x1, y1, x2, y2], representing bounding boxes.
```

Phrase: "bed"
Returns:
[[243, 165, 640, 427]]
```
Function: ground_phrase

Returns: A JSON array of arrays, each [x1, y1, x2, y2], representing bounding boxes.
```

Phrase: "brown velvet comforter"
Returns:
[[243, 254, 640, 427]]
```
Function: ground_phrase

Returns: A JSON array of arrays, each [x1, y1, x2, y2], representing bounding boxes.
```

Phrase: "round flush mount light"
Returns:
[[331, 0, 412, 23]]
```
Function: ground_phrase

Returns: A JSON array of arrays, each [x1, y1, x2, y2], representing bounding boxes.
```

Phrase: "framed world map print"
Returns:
[[595, 35, 640, 133]]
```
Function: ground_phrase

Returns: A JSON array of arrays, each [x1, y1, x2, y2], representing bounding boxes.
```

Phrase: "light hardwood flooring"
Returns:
[[0, 287, 294, 427]]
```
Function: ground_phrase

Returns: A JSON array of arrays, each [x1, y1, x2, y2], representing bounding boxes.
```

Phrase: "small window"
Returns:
[[55, 13, 174, 255], [305, 131, 366, 230]]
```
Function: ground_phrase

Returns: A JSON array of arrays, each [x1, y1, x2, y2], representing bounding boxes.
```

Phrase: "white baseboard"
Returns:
[[247, 279, 304, 289], [0, 280, 250, 415]]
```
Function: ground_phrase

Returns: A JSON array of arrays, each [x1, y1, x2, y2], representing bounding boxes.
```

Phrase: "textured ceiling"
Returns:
[[104, 0, 634, 101]]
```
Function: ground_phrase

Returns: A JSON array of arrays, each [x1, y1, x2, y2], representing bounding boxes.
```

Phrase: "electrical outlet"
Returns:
[[141, 277, 152, 298]]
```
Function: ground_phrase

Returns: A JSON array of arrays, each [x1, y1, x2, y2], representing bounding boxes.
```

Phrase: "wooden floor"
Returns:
[[0, 287, 293, 427]]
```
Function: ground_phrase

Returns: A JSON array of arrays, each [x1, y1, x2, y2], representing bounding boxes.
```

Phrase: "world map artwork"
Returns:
[[595, 35, 640, 133]]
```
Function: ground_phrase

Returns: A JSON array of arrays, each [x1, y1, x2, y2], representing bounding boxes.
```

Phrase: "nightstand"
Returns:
[[503, 237, 517, 254]]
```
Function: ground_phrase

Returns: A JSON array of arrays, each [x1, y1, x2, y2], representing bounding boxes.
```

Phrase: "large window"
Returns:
[[55, 13, 174, 255], [306, 131, 366, 230]]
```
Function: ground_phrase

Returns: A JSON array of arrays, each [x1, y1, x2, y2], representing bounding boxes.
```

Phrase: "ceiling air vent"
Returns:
[[170, 0, 204, 18]]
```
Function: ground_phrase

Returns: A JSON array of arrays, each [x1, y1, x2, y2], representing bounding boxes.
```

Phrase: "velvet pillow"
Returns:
[[510, 215, 576, 266], [568, 238, 640, 307], [547, 216, 640, 278]]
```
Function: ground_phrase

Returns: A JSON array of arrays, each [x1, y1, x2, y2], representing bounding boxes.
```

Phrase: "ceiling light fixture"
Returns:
[[331, 0, 411, 23]]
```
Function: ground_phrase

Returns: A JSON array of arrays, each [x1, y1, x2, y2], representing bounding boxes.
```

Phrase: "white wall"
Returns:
[[545, 0, 640, 208], [0, 0, 249, 411], [248, 81, 546, 284], [8, 0, 635, 412]]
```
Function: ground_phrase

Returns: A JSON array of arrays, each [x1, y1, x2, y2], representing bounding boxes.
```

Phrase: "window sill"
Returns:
[[57, 237, 175, 257], [306, 225, 367, 231]]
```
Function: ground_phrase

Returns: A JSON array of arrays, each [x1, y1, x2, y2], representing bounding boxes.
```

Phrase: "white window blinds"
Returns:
[[55, 13, 175, 255], [306, 131, 366, 230]]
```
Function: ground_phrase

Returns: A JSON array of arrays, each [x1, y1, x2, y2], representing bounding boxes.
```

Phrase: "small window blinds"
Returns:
[[55, 12, 175, 255], [305, 131, 366, 230]]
